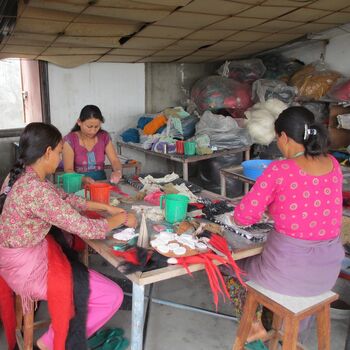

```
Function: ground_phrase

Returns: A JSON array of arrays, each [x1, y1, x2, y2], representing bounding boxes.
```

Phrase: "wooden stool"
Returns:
[[233, 281, 338, 350], [15, 295, 50, 350]]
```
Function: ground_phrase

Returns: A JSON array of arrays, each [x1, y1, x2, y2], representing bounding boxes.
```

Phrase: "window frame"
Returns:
[[0, 60, 50, 138]]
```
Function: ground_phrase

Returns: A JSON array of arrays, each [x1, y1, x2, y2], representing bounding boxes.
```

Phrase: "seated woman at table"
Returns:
[[63, 104, 122, 185], [227, 106, 344, 339], [0, 122, 137, 350]]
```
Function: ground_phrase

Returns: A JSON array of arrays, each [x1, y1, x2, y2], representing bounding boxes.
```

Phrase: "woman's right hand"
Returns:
[[106, 211, 138, 230], [82, 176, 95, 185]]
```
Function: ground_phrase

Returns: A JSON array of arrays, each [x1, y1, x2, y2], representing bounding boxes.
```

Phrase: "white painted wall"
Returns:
[[48, 62, 145, 136], [282, 33, 350, 76], [324, 33, 350, 76], [48, 62, 169, 173]]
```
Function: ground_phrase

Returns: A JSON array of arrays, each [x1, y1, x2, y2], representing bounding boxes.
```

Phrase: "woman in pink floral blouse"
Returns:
[[0, 122, 137, 350]]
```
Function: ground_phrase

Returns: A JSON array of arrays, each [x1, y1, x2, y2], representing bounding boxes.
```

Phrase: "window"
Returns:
[[0, 58, 50, 136]]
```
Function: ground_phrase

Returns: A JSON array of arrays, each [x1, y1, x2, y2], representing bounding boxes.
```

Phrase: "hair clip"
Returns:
[[303, 124, 317, 140]]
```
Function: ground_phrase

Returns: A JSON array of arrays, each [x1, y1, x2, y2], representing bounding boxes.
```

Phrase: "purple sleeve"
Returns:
[[63, 132, 76, 149], [233, 163, 278, 226], [100, 130, 111, 148]]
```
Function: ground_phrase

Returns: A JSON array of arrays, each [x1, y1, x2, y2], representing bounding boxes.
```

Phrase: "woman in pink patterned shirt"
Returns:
[[227, 107, 344, 340], [0, 123, 137, 350]]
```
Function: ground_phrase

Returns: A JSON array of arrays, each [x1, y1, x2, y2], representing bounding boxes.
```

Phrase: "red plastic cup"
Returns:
[[85, 183, 112, 204], [176, 140, 185, 154]]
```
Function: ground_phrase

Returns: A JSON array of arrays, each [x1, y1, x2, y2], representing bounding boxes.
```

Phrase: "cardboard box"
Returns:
[[328, 105, 350, 149]]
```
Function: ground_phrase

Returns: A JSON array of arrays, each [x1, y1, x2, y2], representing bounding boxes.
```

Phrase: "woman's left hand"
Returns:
[[110, 170, 122, 184]]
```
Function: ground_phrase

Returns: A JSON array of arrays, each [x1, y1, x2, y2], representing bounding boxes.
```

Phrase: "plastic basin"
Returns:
[[241, 159, 272, 180]]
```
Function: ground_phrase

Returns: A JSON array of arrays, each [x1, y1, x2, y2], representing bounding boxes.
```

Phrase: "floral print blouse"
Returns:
[[0, 167, 109, 248]]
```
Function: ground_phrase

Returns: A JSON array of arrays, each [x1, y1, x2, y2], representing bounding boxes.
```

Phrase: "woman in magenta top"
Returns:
[[227, 106, 344, 340], [63, 105, 122, 184], [233, 106, 344, 294]]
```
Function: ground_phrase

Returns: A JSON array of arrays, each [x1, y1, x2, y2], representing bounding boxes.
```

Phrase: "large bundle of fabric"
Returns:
[[190, 76, 252, 113], [327, 78, 350, 102], [217, 58, 266, 84], [290, 62, 341, 99]]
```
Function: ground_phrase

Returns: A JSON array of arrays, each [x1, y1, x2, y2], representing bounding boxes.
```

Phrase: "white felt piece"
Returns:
[[173, 246, 186, 255], [168, 242, 180, 250], [157, 244, 170, 254]]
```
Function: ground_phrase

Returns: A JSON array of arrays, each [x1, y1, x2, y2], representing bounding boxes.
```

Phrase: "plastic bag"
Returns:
[[300, 101, 329, 124], [289, 61, 341, 99], [151, 137, 176, 154], [326, 78, 350, 102], [190, 76, 252, 113], [195, 110, 252, 149], [259, 53, 304, 81], [252, 79, 297, 104], [195, 134, 212, 155], [166, 115, 198, 140], [217, 59, 266, 83]]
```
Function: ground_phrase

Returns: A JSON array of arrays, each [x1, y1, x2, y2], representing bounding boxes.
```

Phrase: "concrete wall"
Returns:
[[145, 62, 219, 113], [0, 137, 19, 183]]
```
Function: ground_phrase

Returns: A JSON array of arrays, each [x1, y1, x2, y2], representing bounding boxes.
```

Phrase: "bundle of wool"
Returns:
[[120, 128, 140, 143], [144, 114, 167, 135], [245, 99, 287, 145]]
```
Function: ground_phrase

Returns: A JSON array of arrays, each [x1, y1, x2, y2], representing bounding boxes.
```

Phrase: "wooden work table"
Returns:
[[83, 184, 263, 350], [116, 140, 250, 181]]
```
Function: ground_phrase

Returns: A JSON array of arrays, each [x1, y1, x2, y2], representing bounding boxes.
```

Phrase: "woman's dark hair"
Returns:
[[0, 122, 62, 213], [71, 105, 105, 132], [275, 106, 330, 157]]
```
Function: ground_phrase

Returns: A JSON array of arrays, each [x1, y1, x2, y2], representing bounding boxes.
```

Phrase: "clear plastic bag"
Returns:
[[259, 53, 304, 81], [252, 79, 297, 104], [190, 76, 252, 113], [300, 101, 329, 124], [195, 110, 252, 149], [217, 58, 266, 83]]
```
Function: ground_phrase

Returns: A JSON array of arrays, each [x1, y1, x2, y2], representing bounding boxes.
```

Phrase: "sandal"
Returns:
[[245, 339, 268, 350], [88, 328, 124, 349], [97, 336, 129, 350]]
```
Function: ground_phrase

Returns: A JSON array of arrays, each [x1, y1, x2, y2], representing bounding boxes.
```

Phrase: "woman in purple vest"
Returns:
[[63, 105, 122, 184]]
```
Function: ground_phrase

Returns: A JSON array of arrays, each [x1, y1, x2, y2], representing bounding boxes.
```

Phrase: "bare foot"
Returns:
[[37, 338, 49, 350], [247, 319, 267, 343]]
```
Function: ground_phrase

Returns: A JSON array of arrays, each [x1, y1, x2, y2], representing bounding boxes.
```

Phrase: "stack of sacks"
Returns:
[[245, 99, 288, 145]]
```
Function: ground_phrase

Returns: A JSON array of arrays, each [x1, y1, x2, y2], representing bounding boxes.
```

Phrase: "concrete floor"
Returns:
[[1, 253, 349, 350]]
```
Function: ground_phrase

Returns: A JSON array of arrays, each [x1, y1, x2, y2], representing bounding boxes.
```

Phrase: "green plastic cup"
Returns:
[[160, 194, 189, 224], [184, 141, 196, 156], [57, 173, 83, 193]]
